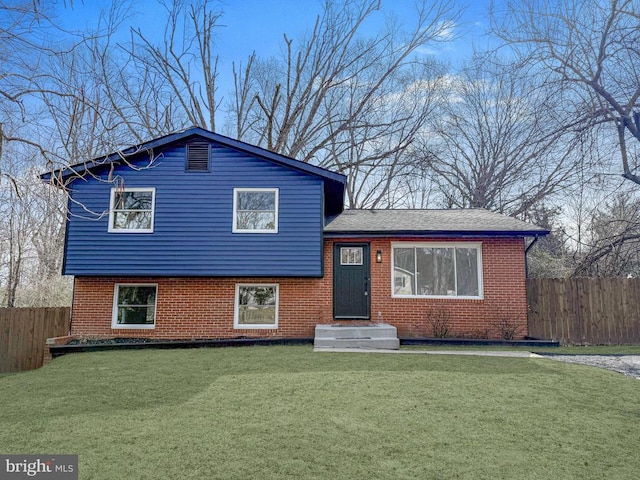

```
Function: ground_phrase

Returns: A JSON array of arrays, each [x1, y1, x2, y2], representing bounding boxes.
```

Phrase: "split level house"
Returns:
[[42, 127, 549, 340]]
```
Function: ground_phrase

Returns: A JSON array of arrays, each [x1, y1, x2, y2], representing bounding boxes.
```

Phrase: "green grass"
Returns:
[[1, 346, 639, 479]]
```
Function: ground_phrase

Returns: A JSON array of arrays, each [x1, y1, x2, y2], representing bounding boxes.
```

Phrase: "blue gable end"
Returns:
[[61, 135, 338, 277]]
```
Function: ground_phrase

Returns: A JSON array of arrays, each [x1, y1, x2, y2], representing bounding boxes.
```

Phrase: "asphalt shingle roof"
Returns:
[[324, 209, 549, 236]]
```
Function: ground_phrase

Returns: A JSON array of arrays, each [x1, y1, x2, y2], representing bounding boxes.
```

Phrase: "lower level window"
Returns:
[[234, 284, 278, 329], [112, 284, 157, 329]]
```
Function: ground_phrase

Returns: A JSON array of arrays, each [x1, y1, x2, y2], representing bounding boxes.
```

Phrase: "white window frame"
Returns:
[[111, 283, 158, 329], [391, 242, 484, 300], [234, 283, 279, 329], [232, 188, 279, 233], [108, 187, 156, 233]]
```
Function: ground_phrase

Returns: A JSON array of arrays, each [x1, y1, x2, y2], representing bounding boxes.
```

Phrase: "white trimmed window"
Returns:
[[392, 243, 483, 299], [234, 284, 278, 329], [108, 188, 156, 233], [232, 188, 279, 233], [112, 284, 157, 329]]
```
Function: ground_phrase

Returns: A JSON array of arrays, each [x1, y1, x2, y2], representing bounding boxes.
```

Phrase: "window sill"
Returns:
[[233, 325, 278, 330], [392, 295, 484, 300], [111, 324, 156, 329]]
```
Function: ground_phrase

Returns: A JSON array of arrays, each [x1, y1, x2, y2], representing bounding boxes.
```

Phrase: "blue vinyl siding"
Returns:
[[65, 142, 324, 276]]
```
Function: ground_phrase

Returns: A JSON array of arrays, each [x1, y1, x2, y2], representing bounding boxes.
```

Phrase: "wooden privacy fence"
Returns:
[[527, 278, 640, 345], [0, 307, 70, 373]]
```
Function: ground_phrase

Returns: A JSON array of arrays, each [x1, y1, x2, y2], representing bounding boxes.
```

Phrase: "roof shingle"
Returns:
[[324, 209, 549, 236]]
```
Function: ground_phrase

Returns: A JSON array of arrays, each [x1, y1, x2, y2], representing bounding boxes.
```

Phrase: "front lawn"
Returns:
[[1, 346, 639, 479]]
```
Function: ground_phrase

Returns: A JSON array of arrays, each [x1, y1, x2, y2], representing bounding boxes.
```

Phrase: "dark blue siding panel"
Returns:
[[65, 143, 324, 276]]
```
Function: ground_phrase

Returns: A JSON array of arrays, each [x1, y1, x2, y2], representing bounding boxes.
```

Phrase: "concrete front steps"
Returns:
[[314, 323, 400, 350]]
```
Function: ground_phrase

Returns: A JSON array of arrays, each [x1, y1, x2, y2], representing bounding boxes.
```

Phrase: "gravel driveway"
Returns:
[[540, 354, 640, 379]]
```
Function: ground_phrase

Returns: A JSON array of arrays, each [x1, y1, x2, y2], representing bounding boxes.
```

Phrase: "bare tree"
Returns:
[[0, 2, 95, 306], [31, 0, 459, 210], [27, 0, 221, 187], [422, 58, 580, 216], [571, 192, 640, 277], [491, 0, 640, 186], [227, 0, 461, 207], [321, 65, 446, 208], [524, 205, 572, 278], [0, 1, 46, 117], [0, 187, 27, 307], [121, 0, 223, 133], [0, 165, 67, 307]]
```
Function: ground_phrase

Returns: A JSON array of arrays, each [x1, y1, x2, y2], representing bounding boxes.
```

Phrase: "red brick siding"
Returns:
[[70, 237, 527, 339], [365, 237, 527, 338]]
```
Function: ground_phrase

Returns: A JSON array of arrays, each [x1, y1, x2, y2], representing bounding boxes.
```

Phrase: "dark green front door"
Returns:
[[333, 243, 370, 319]]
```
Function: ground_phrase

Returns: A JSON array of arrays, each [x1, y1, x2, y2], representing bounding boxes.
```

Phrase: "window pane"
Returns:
[[114, 191, 153, 210], [113, 211, 152, 230], [237, 305, 276, 325], [341, 247, 362, 265], [239, 286, 276, 307], [237, 191, 275, 211], [456, 248, 479, 296], [417, 247, 455, 295], [393, 248, 415, 295], [118, 286, 156, 306], [236, 211, 276, 230], [117, 306, 155, 325], [116, 286, 156, 326]]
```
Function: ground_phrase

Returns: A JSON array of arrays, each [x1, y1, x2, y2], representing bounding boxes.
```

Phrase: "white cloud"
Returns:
[[435, 20, 456, 41], [415, 46, 439, 56]]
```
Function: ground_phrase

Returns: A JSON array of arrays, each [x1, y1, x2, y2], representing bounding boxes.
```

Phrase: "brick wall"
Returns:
[[70, 237, 528, 339], [364, 237, 527, 339]]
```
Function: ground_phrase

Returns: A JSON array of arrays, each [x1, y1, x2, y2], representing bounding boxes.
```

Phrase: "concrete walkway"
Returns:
[[314, 348, 640, 379], [313, 347, 541, 358]]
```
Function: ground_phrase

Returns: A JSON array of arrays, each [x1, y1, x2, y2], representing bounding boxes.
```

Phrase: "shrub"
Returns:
[[426, 307, 451, 338]]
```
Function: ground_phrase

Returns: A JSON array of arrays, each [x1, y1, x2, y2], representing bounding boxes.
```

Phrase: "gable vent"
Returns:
[[187, 142, 210, 171]]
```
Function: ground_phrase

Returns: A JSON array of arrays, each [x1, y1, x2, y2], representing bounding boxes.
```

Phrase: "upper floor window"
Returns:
[[233, 188, 279, 233], [108, 187, 156, 233], [392, 243, 483, 299], [186, 141, 210, 171]]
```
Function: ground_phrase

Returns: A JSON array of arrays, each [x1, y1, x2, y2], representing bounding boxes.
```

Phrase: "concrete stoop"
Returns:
[[314, 323, 400, 350]]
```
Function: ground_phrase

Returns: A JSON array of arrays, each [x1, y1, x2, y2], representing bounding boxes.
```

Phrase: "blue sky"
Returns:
[[212, 0, 493, 66], [58, 0, 495, 75], [51, 0, 499, 122]]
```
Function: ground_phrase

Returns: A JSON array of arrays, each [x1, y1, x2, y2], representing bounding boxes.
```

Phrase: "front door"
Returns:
[[333, 243, 370, 319]]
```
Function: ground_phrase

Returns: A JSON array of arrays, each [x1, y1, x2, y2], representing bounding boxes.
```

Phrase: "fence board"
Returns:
[[0, 307, 70, 373], [527, 278, 640, 345]]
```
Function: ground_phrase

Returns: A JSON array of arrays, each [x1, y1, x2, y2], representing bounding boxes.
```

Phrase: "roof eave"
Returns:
[[41, 127, 347, 186], [323, 229, 551, 238]]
